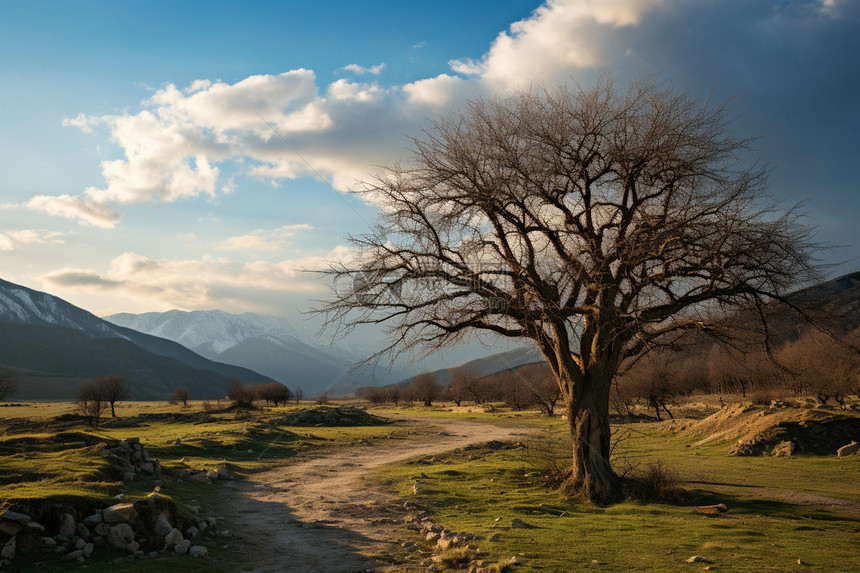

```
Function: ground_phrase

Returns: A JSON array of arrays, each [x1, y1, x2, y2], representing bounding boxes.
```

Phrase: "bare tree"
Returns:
[[411, 372, 442, 406], [319, 77, 819, 500], [520, 363, 562, 416], [171, 386, 191, 407], [77, 379, 104, 426], [227, 378, 258, 407], [448, 366, 480, 407], [295, 387, 304, 404], [95, 375, 128, 417], [0, 368, 16, 402], [259, 381, 293, 407]]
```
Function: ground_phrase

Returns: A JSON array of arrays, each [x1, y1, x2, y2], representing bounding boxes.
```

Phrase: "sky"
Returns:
[[0, 0, 858, 365]]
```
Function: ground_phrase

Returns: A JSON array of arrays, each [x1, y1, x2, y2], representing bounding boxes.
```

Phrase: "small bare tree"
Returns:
[[320, 77, 820, 500], [77, 379, 104, 426], [411, 372, 442, 406], [95, 375, 128, 417], [0, 368, 16, 402], [295, 387, 304, 404], [171, 386, 191, 407]]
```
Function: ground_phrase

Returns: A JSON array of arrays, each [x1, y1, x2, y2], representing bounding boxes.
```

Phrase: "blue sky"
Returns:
[[0, 0, 858, 365]]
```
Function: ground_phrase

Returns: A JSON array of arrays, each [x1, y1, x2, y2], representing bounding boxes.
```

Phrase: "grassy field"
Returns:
[[1, 400, 859, 572], [380, 411, 860, 572]]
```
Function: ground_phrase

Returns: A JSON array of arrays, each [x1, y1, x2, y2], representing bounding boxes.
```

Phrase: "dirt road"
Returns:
[[220, 414, 530, 573]]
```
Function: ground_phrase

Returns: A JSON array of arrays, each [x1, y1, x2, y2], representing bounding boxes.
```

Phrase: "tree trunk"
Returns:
[[563, 370, 619, 502]]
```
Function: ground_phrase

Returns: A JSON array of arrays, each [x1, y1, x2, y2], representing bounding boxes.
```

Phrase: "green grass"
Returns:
[[380, 415, 860, 573]]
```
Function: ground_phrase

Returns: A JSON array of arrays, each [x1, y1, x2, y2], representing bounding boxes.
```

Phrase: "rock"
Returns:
[[0, 510, 30, 523], [174, 539, 191, 554], [1, 537, 15, 560], [686, 556, 712, 563], [153, 514, 173, 537], [103, 503, 138, 524], [437, 537, 455, 550], [107, 523, 135, 549], [126, 541, 140, 553], [487, 533, 501, 542], [189, 545, 208, 558], [770, 440, 795, 457], [196, 520, 208, 532], [95, 523, 111, 537], [139, 462, 154, 474], [837, 441, 859, 457], [41, 537, 57, 546], [216, 464, 236, 480], [122, 471, 137, 482], [82, 543, 94, 558], [510, 518, 534, 529], [425, 532, 439, 542], [188, 472, 210, 483], [25, 521, 45, 533], [76, 523, 91, 538], [58, 513, 76, 538], [83, 513, 103, 525], [75, 538, 87, 550], [185, 525, 198, 539], [164, 528, 184, 550], [205, 469, 219, 481], [62, 549, 83, 561]]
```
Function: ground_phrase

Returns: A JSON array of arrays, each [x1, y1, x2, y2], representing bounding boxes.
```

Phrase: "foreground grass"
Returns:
[[381, 413, 860, 573]]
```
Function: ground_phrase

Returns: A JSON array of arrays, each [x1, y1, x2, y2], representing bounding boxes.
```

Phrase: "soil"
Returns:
[[220, 414, 532, 572]]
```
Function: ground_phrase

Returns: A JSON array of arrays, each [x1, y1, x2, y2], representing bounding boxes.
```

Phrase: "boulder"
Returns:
[[61, 549, 83, 561], [1, 537, 15, 560], [174, 539, 191, 554], [189, 545, 208, 558], [686, 556, 712, 563], [770, 440, 795, 457], [76, 523, 91, 538], [163, 528, 184, 550], [216, 464, 236, 480], [103, 503, 138, 524], [139, 462, 154, 474], [82, 513, 102, 526], [153, 514, 173, 537], [837, 441, 859, 457], [185, 525, 198, 539], [58, 513, 76, 538], [126, 541, 140, 553], [75, 538, 87, 550], [82, 543, 94, 558], [107, 523, 135, 549], [94, 523, 111, 537]]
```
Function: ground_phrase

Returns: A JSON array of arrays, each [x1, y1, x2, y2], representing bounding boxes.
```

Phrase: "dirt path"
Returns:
[[220, 414, 531, 573]]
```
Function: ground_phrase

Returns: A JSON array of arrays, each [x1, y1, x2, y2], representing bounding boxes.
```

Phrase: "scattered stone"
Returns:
[[76, 523, 91, 538], [82, 513, 102, 526], [425, 532, 439, 542], [837, 441, 859, 457], [189, 545, 208, 558], [686, 556, 712, 563], [771, 440, 796, 457], [1, 537, 15, 560], [175, 539, 191, 554], [95, 523, 111, 537], [185, 525, 198, 539], [153, 514, 173, 537], [62, 549, 83, 561], [216, 464, 237, 480], [126, 541, 140, 553], [58, 513, 76, 537], [103, 503, 138, 524], [164, 528, 184, 550], [107, 523, 135, 549], [75, 538, 87, 550], [82, 543, 94, 558], [41, 537, 57, 547]]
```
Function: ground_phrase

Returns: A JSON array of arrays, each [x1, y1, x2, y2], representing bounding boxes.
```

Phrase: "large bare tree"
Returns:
[[320, 77, 819, 500]]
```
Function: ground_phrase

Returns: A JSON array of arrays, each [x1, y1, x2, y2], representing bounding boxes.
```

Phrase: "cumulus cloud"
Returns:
[[339, 63, 386, 75], [219, 224, 314, 251], [40, 246, 354, 314], [36, 0, 856, 231], [0, 235, 13, 251]]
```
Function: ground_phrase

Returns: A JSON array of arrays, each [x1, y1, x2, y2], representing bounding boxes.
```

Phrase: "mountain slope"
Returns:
[[103, 310, 353, 394], [0, 278, 270, 400]]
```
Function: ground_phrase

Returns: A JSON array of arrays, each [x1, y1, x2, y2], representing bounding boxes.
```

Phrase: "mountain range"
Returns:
[[104, 310, 355, 395], [0, 278, 270, 400]]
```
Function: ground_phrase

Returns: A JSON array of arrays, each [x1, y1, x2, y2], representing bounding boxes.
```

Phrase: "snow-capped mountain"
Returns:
[[0, 277, 125, 339], [104, 310, 356, 394], [0, 278, 270, 400]]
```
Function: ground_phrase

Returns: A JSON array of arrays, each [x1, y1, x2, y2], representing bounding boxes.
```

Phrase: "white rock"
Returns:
[[58, 513, 76, 538], [83, 513, 103, 525], [185, 525, 198, 539], [103, 502, 138, 524], [189, 545, 208, 558], [174, 539, 191, 554], [686, 556, 712, 563]]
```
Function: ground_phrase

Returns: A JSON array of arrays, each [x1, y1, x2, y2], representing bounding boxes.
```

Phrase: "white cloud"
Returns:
[[219, 224, 314, 251], [339, 63, 386, 75], [40, 246, 354, 314], [26, 194, 121, 228], [0, 234, 13, 251]]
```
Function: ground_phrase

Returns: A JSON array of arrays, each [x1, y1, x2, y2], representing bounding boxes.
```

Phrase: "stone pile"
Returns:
[[0, 493, 215, 567], [101, 437, 161, 482], [268, 406, 389, 427], [403, 512, 514, 572]]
